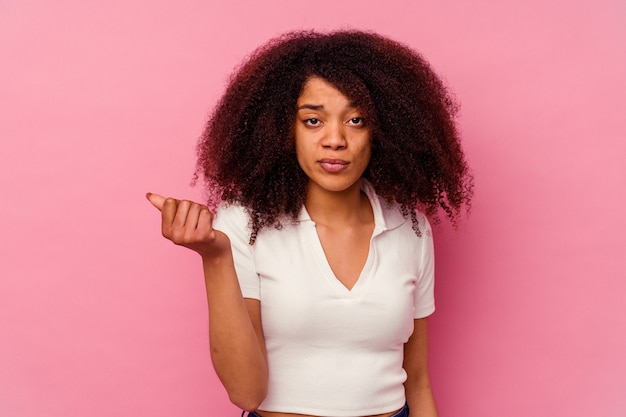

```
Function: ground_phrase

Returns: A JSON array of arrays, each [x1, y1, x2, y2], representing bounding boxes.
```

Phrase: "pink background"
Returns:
[[1, 0, 625, 416]]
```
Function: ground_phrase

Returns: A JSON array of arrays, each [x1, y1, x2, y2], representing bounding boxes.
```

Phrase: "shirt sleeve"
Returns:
[[414, 213, 435, 318], [212, 204, 260, 300]]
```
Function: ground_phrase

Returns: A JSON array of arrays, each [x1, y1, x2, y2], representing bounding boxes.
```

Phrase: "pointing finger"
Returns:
[[146, 192, 169, 211]]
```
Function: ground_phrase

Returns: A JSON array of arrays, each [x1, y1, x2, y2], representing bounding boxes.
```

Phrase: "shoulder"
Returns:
[[213, 203, 253, 242], [363, 181, 431, 235], [215, 202, 249, 223]]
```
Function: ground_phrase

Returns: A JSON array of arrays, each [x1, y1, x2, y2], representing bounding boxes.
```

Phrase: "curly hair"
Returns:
[[196, 30, 473, 243]]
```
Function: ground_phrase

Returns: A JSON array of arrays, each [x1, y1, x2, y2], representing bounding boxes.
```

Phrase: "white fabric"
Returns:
[[213, 181, 435, 417]]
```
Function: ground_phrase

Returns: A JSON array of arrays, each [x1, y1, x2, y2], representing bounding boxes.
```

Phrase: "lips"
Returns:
[[319, 158, 349, 173]]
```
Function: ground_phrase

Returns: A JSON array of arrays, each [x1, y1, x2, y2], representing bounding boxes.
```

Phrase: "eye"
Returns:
[[304, 118, 321, 127], [347, 117, 365, 126]]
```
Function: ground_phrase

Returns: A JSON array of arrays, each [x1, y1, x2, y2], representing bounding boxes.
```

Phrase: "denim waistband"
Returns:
[[244, 403, 409, 417]]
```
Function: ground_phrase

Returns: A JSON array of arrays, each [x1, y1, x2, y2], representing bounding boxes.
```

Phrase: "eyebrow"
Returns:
[[296, 102, 357, 111], [297, 104, 324, 110]]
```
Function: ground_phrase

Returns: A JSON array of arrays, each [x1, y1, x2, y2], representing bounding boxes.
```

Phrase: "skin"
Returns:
[[147, 76, 438, 417], [146, 193, 268, 410], [294, 77, 374, 291]]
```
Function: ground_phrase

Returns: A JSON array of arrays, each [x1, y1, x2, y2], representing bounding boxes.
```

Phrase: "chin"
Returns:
[[309, 177, 361, 194]]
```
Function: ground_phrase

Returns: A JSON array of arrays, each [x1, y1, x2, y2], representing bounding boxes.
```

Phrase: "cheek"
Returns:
[[294, 131, 315, 158], [360, 137, 373, 165], [362, 150, 372, 170], [293, 138, 304, 161], [293, 127, 307, 154], [293, 141, 309, 172]]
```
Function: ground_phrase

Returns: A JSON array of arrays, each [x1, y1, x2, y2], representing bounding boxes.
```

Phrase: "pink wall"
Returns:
[[1, 0, 625, 416]]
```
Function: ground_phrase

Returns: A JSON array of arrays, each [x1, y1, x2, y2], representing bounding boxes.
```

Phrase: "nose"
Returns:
[[322, 121, 347, 150]]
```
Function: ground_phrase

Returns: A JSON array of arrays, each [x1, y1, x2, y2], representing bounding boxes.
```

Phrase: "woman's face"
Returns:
[[294, 77, 372, 195]]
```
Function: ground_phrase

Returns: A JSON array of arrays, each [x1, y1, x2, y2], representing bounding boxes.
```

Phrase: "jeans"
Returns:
[[244, 403, 409, 417]]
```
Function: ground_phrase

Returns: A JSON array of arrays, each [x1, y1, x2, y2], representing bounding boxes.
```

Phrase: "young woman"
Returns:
[[147, 30, 472, 417]]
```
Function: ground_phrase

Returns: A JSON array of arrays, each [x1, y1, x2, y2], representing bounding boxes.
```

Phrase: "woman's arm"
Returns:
[[147, 194, 268, 411], [403, 318, 438, 417], [203, 252, 268, 410]]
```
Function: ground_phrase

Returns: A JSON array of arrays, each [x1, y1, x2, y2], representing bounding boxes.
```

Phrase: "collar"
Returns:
[[297, 179, 407, 233]]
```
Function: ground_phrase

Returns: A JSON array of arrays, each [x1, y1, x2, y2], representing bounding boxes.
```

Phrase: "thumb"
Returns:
[[145, 192, 168, 211]]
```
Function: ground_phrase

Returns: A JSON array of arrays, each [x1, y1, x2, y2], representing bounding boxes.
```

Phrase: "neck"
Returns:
[[304, 180, 370, 227]]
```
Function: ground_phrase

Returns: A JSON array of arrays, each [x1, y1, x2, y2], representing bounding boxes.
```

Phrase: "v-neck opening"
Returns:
[[301, 182, 386, 294], [317, 224, 375, 293]]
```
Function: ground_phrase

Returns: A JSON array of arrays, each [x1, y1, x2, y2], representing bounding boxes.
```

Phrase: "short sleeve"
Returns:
[[212, 204, 260, 300], [414, 214, 435, 318]]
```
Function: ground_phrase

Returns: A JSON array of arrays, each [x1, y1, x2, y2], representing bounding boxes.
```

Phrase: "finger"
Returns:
[[185, 202, 204, 231], [161, 198, 180, 236], [198, 207, 216, 238], [172, 200, 193, 230], [146, 193, 168, 211]]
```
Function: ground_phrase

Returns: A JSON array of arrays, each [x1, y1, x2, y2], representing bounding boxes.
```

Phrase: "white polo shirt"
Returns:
[[213, 181, 435, 417]]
